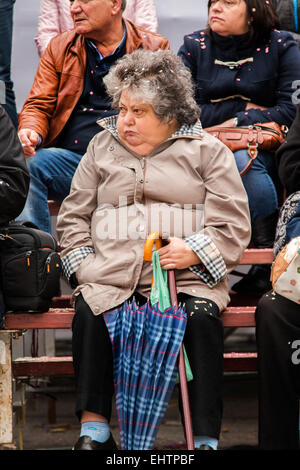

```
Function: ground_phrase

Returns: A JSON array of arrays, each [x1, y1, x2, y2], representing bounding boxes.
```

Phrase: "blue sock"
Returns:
[[194, 435, 218, 450], [80, 421, 110, 443]]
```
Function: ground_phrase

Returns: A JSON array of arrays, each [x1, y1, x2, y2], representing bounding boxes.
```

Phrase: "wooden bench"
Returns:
[[0, 199, 274, 445], [3, 247, 273, 377]]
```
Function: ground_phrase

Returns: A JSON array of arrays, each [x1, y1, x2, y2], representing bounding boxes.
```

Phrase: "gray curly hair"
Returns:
[[103, 49, 200, 126]]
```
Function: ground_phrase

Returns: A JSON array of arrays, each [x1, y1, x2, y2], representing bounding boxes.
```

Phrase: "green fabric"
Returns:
[[150, 250, 171, 311], [150, 250, 193, 382], [177, 345, 194, 384]]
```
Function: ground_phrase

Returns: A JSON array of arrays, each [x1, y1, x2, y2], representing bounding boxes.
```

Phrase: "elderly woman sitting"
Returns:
[[56, 49, 251, 451]]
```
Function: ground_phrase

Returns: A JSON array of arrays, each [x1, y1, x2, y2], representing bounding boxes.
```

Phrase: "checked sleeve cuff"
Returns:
[[185, 233, 227, 287], [61, 246, 95, 280]]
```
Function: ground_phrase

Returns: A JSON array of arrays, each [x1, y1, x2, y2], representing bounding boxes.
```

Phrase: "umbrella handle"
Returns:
[[144, 232, 163, 287], [144, 231, 163, 261]]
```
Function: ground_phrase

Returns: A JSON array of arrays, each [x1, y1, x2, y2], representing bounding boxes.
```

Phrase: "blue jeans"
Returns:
[[0, 0, 17, 128], [17, 148, 83, 233], [234, 149, 278, 222]]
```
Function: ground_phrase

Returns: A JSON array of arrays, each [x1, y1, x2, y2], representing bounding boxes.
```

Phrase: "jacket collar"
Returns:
[[211, 30, 254, 61], [97, 115, 204, 141], [69, 18, 143, 57]]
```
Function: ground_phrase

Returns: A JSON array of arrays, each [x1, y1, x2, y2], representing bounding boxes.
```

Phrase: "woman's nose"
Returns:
[[123, 112, 135, 125], [211, 1, 222, 11]]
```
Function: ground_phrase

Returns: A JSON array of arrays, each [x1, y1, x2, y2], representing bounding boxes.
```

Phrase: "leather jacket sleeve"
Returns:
[[0, 106, 30, 225]]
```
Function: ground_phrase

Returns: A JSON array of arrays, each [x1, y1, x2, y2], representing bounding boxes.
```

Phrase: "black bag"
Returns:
[[0, 221, 62, 313]]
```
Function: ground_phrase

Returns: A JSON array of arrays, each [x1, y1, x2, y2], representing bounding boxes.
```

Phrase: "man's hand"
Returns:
[[158, 237, 201, 270], [18, 129, 40, 157]]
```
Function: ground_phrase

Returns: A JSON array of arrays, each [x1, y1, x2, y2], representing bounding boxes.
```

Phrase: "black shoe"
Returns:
[[231, 264, 271, 295], [198, 444, 214, 450], [73, 434, 118, 450]]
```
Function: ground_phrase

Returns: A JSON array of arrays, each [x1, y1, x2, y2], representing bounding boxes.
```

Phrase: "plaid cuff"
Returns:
[[61, 247, 95, 280], [185, 233, 227, 287]]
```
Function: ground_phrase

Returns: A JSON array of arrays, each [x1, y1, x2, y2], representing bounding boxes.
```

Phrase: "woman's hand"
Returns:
[[214, 103, 268, 128], [213, 118, 237, 128], [158, 237, 201, 270], [245, 102, 267, 111]]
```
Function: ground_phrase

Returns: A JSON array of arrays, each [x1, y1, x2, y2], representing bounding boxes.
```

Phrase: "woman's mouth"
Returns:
[[210, 16, 224, 22], [125, 130, 136, 135]]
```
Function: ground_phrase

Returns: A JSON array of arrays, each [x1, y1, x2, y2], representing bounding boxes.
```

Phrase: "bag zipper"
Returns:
[[234, 125, 283, 137], [46, 254, 52, 273], [45, 252, 60, 274], [26, 250, 32, 268]]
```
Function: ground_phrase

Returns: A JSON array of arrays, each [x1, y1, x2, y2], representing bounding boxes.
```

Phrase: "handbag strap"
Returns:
[[239, 142, 258, 176]]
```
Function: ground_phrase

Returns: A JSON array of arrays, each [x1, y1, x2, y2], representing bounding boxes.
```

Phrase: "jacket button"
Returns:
[[108, 145, 114, 151], [94, 306, 100, 313]]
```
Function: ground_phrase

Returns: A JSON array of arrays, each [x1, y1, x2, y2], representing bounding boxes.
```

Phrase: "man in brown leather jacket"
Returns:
[[17, 0, 169, 233]]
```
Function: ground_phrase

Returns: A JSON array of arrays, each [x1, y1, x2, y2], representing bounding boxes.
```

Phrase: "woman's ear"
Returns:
[[166, 118, 180, 134]]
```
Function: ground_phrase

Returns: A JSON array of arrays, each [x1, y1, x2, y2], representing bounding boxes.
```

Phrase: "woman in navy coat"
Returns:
[[178, 0, 300, 295]]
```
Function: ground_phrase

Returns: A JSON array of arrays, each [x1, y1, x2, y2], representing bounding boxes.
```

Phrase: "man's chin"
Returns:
[[74, 23, 90, 35]]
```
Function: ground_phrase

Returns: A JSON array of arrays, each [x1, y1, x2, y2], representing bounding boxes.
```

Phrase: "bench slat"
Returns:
[[239, 248, 273, 264], [220, 306, 256, 327], [5, 306, 257, 330], [48, 200, 61, 216], [12, 352, 257, 377], [13, 356, 74, 377], [5, 309, 74, 329]]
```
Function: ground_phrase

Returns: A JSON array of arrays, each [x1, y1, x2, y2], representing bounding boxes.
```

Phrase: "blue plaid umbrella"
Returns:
[[103, 297, 187, 450]]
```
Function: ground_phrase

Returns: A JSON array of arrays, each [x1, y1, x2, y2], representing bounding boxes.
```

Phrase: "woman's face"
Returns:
[[208, 0, 250, 36], [117, 89, 179, 156]]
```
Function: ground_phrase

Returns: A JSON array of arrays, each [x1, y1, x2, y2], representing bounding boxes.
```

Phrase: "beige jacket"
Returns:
[[56, 117, 251, 315]]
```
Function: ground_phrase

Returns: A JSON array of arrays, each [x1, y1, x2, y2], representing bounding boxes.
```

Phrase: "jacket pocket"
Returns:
[[75, 252, 96, 285]]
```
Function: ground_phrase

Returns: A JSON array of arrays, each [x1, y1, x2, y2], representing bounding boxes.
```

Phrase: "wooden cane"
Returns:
[[144, 232, 194, 450]]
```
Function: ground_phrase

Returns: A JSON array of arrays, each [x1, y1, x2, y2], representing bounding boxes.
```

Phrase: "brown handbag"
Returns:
[[205, 122, 288, 176]]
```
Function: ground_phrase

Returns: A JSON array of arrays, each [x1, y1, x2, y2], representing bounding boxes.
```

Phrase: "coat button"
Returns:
[[108, 145, 114, 151], [94, 306, 100, 313]]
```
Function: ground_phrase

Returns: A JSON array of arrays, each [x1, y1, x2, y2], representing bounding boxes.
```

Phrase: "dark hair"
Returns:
[[206, 0, 280, 44]]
